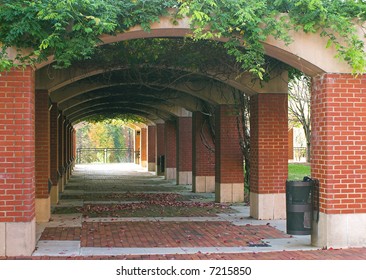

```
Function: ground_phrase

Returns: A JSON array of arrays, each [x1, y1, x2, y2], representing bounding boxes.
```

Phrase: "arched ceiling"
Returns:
[[37, 38, 289, 125]]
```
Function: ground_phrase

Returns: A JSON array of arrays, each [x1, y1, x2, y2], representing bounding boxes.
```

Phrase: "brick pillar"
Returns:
[[311, 74, 366, 248], [250, 93, 288, 219], [0, 67, 36, 256], [140, 127, 147, 168], [35, 90, 51, 223], [156, 123, 165, 176], [58, 113, 65, 192], [215, 105, 244, 202], [165, 120, 177, 180], [192, 111, 215, 192], [63, 120, 68, 184], [288, 128, 294, 160], [148, 125, 156, 172], [134, 130, 141, 164], [176, 117, 192, 185], [50, 103, 59, 205]]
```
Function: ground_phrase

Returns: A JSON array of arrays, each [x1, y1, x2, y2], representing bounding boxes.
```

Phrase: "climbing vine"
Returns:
[[0, 0, 365, 76]]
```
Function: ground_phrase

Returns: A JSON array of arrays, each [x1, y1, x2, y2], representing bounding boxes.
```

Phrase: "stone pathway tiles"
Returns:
[[40, 227, 82, 241]]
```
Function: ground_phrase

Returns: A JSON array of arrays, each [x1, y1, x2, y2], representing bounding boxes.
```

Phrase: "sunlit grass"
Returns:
[[288, 163, 311, 181]]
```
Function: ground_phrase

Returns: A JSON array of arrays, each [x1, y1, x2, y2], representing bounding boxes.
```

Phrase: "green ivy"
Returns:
[[0, 0, 365, 76]]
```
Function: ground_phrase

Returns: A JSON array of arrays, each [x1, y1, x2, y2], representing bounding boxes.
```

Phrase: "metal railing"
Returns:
[[76, 148, 138, 164]]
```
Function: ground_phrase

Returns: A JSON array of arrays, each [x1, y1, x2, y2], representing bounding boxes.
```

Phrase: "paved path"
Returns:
[[9, 163, 366, 260]]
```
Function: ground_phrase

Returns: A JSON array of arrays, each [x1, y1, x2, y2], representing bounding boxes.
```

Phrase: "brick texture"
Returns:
[[250, 93, 288, 194], [148, 126, 156, 164], [177, 117, 192, 172], [35, 90, 50, 199], [311, 74, 366, 214], [165, 120, 177, 169], [140, 127, 147, 163], [0, 67, 35, 222], [215, 105, 244, 184], [192, 111, 215, 177], [50, 104, 58, 184], [58, 114, 64, 178]]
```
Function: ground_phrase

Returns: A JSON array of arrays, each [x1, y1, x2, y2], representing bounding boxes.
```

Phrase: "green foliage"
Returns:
[[288, 163, 311, 181], [0, 0, 365, 75]]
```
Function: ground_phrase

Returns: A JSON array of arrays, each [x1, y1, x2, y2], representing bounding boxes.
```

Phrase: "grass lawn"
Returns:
[[288, 163, 311, 181]]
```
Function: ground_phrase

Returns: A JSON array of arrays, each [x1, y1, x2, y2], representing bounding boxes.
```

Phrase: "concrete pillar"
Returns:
[[0, 67, 36, 256], [177, 117, 192, 185], [156, 123, 165, 176], [311, 74, 366, 248], [215, 105, 244, 203], [165, 120, 177, 180], [35, 90, 51, 223], [50, 103, 59, 205], [140, 127, 147, 168], [192, 111, 215, 192], [250, 93, 288, 220], [148, 125, 156, 172]]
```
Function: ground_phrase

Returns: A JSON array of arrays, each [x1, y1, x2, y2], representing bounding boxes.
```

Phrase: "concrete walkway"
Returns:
[[28, 164, 366, 260]]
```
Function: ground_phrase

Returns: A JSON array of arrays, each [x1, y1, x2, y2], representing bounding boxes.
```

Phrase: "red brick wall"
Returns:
[[192, 111, 215, 177], [141, 127, 147, 163], [58, 114, 64, 178], [50, 104, 58, 184], [215, 105, 244, 184], [35, 90, 50, 199], [156, 123, 165, 158], [148, 126, 156, 164], [177, 117, 192, 172], [288, 128, 294, 160], [311, 73, 366, 214], [0, 67, 35, 222], [165, 120, 177, 168], [250, 93, 288, 194]]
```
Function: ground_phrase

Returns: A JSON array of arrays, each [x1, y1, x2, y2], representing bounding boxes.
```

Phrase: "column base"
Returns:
[[177, 171, 192, 185], [250, 192, 286, 220], [193, 176, 215, 192], [215, 182, 244, 203], [35, 197, 51, 223], [148, 162, 156, 172], [312, 212, 366, 248], [0, 218, 36, 256], [50, 184, 59, 205], [141, 160, 148, 168], [165, 168, 176, 180]]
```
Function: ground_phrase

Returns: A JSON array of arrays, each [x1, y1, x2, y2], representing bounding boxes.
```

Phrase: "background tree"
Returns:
[[288, 75, 311, 162]]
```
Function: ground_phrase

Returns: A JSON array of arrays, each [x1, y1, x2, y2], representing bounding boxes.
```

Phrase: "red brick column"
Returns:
[[311, 74, 366, 248], [250, 93, 288, 219], [140, 127, 147, 168], [156, 123, 165, 176], [134, 130, 141, 164], [50, 103, 59, 205], [192, 111, 215, 192], [165, 120, 177, 180], [35, 90, 51, 222], [58, 113, 65, 192], [0, 67, 36, 256], [215, 105, 244, 202], [147, 125, 156, 172], [177, 117, 192, 185]]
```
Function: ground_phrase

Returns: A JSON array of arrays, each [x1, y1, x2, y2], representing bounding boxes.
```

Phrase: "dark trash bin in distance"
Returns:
[[286, 177, 314, 235]]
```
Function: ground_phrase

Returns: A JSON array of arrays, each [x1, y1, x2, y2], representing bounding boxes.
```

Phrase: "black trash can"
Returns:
[[286, 179, 314, 235], [159, 155, 165, 173]]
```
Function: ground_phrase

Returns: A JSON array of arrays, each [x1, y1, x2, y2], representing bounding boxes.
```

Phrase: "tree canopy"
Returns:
[[0, 0, 365, 77]]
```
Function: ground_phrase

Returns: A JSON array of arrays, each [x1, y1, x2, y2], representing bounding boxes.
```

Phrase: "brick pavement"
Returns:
[[23, 164, 366, 260]]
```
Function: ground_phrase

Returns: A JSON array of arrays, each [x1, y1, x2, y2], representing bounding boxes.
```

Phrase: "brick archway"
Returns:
[[1, 13, 366, 256]]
